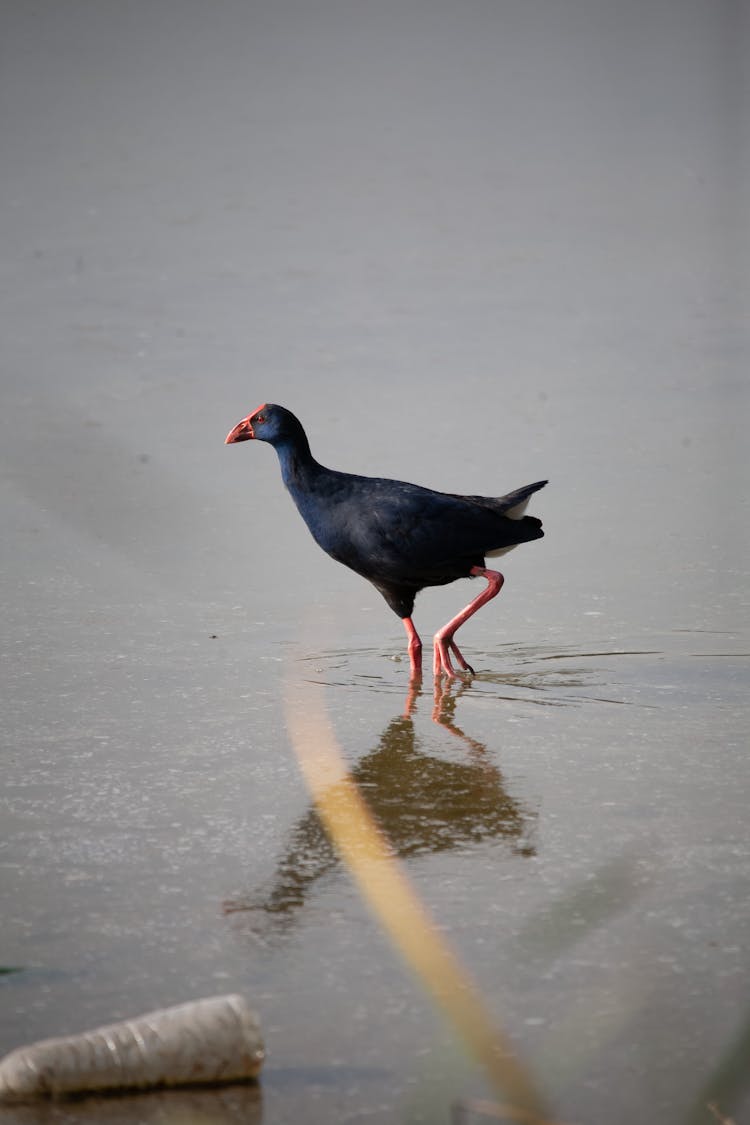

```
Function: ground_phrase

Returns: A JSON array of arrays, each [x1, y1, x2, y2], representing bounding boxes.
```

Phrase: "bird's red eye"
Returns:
[[255, 414, 265, 424]]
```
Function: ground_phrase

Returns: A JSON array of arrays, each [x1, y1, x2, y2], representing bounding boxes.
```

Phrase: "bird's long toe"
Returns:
[[434, 650, 449, 677], [433, 635, 457, 678], [449, 641, 475, 676]]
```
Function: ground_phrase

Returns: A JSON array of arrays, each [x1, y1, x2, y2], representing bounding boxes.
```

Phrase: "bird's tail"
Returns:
[[498, 479, 548, 518], [485, 511, 544, 557]]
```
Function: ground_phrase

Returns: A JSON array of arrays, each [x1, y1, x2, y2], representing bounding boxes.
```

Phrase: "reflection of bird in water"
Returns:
[[407, 674, 486, 755], [224, 689, 535, 938]]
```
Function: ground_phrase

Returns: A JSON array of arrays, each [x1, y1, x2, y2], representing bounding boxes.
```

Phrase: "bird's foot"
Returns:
[[433, 635, 475, 678]]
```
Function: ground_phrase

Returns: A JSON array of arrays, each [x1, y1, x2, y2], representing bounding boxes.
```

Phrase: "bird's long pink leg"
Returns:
[[433, 567, 505, 677], [403, 617, 423, 679]]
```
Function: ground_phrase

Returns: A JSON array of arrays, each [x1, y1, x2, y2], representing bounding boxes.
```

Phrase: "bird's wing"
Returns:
[[301, 472, 544, 587], [339, 480, 526, 579]]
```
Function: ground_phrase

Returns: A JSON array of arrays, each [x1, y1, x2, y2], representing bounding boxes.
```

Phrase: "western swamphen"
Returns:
[[226, 404, 546, 678]]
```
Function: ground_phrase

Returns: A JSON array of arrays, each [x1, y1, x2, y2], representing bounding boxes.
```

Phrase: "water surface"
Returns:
[[1, 1, 748, 1123]]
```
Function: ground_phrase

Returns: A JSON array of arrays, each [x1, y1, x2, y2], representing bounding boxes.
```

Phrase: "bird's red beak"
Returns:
[[225, 415, 256, 444]]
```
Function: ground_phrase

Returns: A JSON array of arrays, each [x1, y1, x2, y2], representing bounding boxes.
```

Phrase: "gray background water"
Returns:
[[1, 1, 748, 1122]]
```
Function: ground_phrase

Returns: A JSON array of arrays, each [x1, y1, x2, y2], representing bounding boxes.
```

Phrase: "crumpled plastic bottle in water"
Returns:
[[0, 994, 264, 1102]]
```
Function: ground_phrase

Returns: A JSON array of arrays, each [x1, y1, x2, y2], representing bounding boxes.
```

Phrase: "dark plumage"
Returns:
[[226, 403, 546, 677]]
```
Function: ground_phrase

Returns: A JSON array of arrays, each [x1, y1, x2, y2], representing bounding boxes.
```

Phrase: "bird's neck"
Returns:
[[274, 434, 322, 494]]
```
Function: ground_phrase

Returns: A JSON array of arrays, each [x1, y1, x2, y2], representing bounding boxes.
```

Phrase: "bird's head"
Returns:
[[225, 403, 294, 446]]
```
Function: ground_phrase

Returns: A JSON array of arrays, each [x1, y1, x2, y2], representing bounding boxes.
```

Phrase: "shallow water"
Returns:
[[1, 1, 749, 1123]]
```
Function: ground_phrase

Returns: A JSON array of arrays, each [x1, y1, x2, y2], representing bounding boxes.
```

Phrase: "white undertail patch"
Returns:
[[503, 497, 531, 519]]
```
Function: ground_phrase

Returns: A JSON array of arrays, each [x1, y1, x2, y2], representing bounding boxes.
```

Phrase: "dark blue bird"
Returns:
[[226, 403, 546, 678]]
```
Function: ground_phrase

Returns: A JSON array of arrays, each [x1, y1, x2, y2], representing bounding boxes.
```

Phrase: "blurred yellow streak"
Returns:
[[285, 681, 552, 1125]]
